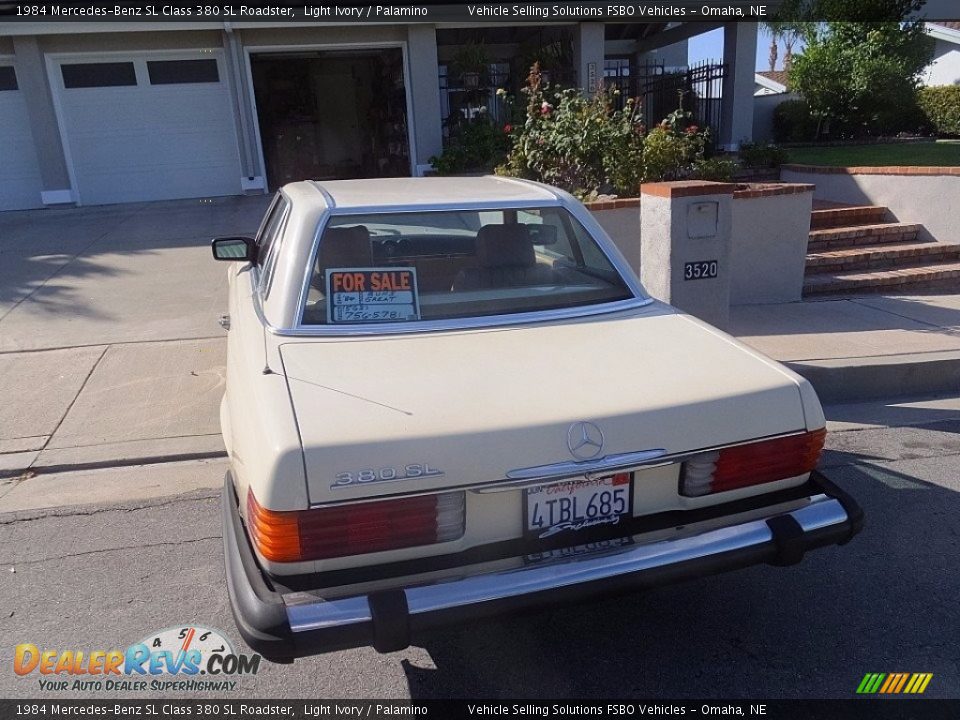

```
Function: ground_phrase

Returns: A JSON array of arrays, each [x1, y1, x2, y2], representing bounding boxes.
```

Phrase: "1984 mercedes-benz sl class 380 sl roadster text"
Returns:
[[212, 176, 862, 661]]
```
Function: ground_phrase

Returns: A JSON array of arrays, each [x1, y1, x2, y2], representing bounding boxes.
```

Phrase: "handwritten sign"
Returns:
[[325, 267, 421, 324]]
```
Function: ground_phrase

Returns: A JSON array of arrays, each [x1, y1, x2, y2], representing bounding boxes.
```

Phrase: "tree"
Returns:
[[788, 18, 933, 137], [764, 21, 814, 71]]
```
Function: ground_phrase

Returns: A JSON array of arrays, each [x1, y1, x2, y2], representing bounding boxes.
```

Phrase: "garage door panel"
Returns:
[[56, 55, 242, 205], [0, 89, 43, 211], [70, 126, 238, 172]]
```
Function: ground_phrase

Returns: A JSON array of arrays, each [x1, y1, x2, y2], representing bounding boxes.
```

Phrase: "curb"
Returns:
[[786, 350, 960, 404], [0, 450, 227, 480]]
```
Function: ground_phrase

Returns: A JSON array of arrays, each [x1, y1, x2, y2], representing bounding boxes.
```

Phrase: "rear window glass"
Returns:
[[301, 207, 633, 326]]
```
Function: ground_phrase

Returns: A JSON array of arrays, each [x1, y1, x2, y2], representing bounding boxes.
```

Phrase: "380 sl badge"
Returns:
[[332, 464, 444, 489]]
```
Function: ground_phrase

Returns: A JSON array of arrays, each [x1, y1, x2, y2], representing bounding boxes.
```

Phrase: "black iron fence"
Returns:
[[606, 59, 728, 142], [438, 58, 727, 144]]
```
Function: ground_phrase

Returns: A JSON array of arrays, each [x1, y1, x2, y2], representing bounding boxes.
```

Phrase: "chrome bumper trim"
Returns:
[[285, 494, 847, 634]]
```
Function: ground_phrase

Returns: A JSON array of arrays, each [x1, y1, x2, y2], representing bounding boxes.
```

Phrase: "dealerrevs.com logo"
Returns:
[[14, 626, 260, 692]]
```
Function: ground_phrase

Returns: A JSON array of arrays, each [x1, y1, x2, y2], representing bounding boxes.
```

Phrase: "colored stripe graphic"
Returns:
[[857, 673, 932, 694]]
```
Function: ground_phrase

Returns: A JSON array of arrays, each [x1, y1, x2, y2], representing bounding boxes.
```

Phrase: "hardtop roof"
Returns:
[[289, 176, 561, 212]]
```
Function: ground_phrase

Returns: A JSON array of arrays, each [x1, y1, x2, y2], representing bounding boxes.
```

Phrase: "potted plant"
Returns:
[[451, 41, 489, 89]]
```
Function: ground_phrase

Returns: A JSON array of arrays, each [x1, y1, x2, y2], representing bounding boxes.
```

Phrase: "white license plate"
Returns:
[[524, 474, 633, 540], [525, 536, 634, 565]]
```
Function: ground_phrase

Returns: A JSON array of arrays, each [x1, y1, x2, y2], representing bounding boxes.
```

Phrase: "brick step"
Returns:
[[803, 261, 960, 296], [810, 205, 888, 230], [807, 222, 923, 252], [806, 241, 960, 274]]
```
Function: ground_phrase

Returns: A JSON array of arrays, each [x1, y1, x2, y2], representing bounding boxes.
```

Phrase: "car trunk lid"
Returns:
[[279, 309, 809, 506]]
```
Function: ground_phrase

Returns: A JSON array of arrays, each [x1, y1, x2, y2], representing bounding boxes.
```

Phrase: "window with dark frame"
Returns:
[[147, 59, 219, 85], [0, 66, 17, 91], [61, 62, 137, 89]]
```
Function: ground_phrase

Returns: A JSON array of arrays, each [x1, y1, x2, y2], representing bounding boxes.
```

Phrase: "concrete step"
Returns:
[[806, 241, 960, 274], [807, 222, 923, 252], [809, 205, 889, 230], [803, 261, 960, 296]]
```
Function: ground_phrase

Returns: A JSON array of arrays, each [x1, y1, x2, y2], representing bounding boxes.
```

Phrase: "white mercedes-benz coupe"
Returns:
[[213, 176, 862, 661]]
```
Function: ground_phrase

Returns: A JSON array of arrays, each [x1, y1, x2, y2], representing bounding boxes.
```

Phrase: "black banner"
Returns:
[[1, 700, 959, 719], [0, 0, 953, 23]]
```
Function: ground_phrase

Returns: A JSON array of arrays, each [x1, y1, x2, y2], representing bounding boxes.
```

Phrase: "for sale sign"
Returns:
[[325, 268, 421, 324]]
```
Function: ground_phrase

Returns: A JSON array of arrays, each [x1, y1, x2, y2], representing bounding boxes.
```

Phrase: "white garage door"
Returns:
[[52, 52, 242, 205], [0, 62, 44, 211]]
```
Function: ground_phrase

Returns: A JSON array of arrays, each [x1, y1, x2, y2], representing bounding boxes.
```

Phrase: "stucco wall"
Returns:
[[925, 39, 960, 86], [587, 203, 641, 276], [752, 91, 798, 143], [730, 186, 813, 305], [781, 166, 960, 243], [40, 30, 224, 53]]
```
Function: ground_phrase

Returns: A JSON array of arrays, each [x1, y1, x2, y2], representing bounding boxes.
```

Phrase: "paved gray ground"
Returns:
[[0, 196, 270, 476], [0, 196, 270, 350], [0, 396, 957, 699]]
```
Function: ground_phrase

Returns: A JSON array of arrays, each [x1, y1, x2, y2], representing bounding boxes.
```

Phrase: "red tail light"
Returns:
[[246, 490, 465, 562], [681, 428, 827, 497]]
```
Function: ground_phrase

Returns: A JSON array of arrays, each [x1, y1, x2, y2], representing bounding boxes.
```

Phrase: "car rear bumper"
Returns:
[[223, 471, 862, 660]]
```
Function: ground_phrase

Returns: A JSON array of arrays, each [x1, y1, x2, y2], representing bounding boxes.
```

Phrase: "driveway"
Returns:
[[0, 195, 270, 350], [0, 196, 271, 478]]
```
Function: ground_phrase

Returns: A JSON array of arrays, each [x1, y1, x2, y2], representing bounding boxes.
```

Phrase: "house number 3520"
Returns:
[[684, 260, 718, 281]]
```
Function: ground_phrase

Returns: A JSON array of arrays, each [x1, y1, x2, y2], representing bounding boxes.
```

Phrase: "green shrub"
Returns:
[[495, 65, 715, 196], [430, 116, 512, 175], [738, 141, 788, 168], [692, 157, 738, 182], [918, 86, 960, 137], [773, 99, 819, 142], [497, 64, 647, 197], [640, 109, 710, 182]]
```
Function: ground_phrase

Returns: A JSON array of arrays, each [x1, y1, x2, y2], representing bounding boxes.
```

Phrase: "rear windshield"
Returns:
[[301, 207, 633, 326]]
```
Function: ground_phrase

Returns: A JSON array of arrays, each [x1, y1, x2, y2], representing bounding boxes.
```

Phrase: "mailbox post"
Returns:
[[639, 181, 737, 327]]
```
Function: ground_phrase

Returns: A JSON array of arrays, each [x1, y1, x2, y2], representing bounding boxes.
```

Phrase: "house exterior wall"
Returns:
[[0, 21, 746, 208], [753, 91, 798, 142], [12, 36, 71, 198], [925, 38, 960, 86]]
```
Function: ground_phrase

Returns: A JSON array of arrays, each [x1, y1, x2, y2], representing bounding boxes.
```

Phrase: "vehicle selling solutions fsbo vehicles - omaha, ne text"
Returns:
[[212, 176, 863, 660]]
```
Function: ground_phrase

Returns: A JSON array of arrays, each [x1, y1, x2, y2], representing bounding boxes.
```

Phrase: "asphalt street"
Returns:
[[1, 396, 958, 700]]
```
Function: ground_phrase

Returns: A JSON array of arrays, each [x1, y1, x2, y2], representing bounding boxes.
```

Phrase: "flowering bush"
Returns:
[[496, 64, 646, 198], [496, 65, 714, 197], [640, 107, 711, 182]]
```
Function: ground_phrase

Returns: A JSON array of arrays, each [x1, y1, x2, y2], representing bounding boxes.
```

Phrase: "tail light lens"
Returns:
[[680, 428, 826, 497], [246, 490, 465, 562]]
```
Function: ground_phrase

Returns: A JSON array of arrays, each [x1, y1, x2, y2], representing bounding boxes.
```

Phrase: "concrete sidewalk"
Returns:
[[726, 293, 960, 402]]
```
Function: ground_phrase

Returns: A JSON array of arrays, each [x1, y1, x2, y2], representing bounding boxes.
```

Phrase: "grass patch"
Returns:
[[786, 141, 960, 167]]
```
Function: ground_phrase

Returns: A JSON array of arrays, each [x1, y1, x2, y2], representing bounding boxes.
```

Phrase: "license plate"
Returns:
[[525, 536, 634, 565], [524, 474, 633, 540]]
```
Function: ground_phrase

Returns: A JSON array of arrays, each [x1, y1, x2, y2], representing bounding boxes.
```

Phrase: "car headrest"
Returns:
[[476, 224, 534, 268], [318, 225, 371, 270]]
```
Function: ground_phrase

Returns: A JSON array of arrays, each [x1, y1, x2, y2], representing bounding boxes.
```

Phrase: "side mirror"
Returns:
[[526, 224, 558, 245], [212, 236, 256, 262]]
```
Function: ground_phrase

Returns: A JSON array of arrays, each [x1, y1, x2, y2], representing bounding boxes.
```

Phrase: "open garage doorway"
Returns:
[[250, 48, 411, 189]]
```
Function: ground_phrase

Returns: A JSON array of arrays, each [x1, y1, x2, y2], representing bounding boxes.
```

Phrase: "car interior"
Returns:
[[301, 212, 632, 325]]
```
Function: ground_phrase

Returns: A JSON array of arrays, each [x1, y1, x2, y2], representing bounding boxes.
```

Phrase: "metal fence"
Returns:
[[439, 58, 727, 143], [606, 59, 728, 142]]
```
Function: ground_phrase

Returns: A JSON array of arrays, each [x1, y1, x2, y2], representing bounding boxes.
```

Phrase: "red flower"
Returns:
[[503, 124, 513, 133], [686, 125, 699, 135]]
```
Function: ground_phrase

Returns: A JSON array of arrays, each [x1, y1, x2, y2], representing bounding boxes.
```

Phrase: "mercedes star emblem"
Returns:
[[567, 421, 604, 460]]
